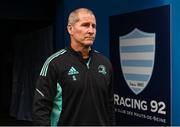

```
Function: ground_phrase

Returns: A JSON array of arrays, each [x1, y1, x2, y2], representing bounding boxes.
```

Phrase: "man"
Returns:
[[32, 8, 115, 126]]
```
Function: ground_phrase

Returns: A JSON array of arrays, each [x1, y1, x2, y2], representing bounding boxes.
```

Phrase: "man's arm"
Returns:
[[32, 62, 57, 125]]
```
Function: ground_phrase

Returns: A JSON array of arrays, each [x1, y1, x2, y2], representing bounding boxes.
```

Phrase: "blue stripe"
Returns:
[[132, 87, 141, 93], [120, 45, 154, 52], [124, 73, 150, 81], [121, 60, 153, 67]]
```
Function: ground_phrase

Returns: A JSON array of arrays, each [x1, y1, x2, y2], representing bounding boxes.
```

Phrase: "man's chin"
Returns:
[[83, 42, 93, 47], [83, 45, 91, 49]]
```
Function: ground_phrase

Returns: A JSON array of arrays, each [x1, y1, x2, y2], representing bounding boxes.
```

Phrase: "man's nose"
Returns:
[[88, 26, 95, 33]]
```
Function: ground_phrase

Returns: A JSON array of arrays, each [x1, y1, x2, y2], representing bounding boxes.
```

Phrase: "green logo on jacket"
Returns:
[[68, 66, 79, 81]]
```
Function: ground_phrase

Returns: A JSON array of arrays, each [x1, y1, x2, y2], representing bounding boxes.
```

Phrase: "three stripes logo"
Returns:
[[68, 66, 79, 75], [68, 66, 79, 81], [119, 28, 155, 95]]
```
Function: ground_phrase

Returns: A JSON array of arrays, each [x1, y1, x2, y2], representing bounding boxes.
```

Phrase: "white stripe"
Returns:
[[122, 66, 152, 75], [121, 52, 154, 60], [120, 37, 155, 46], [36, 88, 44, 97]]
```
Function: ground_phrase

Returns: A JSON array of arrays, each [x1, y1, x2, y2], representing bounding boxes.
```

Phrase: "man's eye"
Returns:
[[82, 24, 89, 27], [81, 23, 96, 28], [92, 24, 96, 28]]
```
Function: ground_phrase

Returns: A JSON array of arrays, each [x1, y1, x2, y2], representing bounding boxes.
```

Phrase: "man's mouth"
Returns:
[[85, 37, 94, 40]]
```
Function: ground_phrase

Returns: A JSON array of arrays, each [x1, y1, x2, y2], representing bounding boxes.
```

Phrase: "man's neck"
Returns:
[[81, 47, 91, 59], [71, 43, 91, 59]]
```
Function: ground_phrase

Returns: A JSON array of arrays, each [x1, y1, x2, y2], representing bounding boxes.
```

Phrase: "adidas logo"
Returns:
[[68, 66, 79, 75]]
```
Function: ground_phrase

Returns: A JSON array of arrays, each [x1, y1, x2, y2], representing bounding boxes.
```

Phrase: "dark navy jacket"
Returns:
[[32, 47, 115, 126]]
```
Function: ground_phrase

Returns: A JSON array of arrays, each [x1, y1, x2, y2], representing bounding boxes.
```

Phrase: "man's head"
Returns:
[[67, 8, 96, 48]]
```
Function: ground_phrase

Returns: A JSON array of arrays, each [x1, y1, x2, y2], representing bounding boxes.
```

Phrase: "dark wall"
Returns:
[[0, 1, 57, 125], [0, 0, 57, 20]]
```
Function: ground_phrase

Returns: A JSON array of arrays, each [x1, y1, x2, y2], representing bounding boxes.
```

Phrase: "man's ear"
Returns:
[[67, 24, 73, 35]]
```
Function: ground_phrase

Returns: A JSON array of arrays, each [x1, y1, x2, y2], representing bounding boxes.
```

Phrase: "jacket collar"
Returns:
[[66, 46, 93, 59]]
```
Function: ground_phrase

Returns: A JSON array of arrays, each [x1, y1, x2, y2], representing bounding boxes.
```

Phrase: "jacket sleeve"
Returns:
[[32, 61, 57, 126], [108, 65, 116, 125]]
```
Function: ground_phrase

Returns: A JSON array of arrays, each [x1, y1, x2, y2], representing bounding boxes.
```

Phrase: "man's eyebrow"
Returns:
[[81, 22, 96, 25]]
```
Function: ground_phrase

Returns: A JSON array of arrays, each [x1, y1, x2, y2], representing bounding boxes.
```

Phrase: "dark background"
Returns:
[[0, 0, 59, 125]]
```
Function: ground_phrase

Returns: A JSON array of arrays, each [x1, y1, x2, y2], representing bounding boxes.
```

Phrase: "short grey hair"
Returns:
[[68, 8, 95, 25]]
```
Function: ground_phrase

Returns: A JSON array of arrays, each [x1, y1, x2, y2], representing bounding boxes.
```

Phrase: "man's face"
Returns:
[[69, 12, 96, 47]]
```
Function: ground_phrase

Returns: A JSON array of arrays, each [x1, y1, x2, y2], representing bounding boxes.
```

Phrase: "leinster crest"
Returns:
[[119, 28, 155, 95]]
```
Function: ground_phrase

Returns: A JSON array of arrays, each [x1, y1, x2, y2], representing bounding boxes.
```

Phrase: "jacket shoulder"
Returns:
[[39, 49, 67, 76], [93, 50, 111, 63]]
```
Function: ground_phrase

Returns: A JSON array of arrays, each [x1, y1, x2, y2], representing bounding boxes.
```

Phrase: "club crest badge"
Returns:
[[119, 28, 155, 95]]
